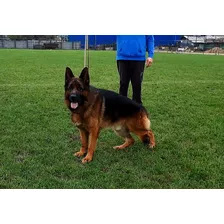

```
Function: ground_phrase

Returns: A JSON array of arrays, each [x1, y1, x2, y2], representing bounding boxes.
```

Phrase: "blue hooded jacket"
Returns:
[[116, 35, 154, 61]]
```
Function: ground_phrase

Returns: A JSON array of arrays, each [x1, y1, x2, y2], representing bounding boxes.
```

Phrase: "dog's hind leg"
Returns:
[[128, 114, 156, 149], [139, 130, 156, 149], [113, 126, 135, 150], [130, 129, 155, 149]]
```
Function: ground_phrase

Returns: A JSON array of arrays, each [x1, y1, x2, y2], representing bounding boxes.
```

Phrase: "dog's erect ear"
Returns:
[[65, 67, 74, 81], [65, 67, 74, 89], [79, 67, 90, 88]]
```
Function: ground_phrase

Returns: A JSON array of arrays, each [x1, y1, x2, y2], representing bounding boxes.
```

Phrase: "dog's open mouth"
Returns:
[[71, 102, 79, 109]]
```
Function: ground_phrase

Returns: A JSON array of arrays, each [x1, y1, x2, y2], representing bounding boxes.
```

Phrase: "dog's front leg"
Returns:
[[82, 127, 100, 164], [74, 128, 89, 158]]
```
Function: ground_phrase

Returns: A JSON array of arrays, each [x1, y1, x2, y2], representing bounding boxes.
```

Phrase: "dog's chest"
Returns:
[[71, 113, 82, 126]]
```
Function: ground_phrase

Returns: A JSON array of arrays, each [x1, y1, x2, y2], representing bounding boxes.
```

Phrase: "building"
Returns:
[[181, 35, 224, 50]]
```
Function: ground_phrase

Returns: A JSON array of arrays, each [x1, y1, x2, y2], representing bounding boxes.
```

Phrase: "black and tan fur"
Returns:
[[64, 67, 155, 163]]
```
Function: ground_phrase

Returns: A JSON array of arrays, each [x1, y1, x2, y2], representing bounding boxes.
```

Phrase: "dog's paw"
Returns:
[[149, 143, 156, 149], [113, 145, 123, 150], [81, 156, 93, 164], [74, 151, 85, 157]]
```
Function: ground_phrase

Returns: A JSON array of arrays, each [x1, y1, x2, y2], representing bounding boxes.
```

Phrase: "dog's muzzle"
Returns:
[[69, 94, 79, 102], [69, 94, 84, 110]]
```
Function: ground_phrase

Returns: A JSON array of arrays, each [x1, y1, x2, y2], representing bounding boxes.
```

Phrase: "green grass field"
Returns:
[[0, 49, 223, 189]]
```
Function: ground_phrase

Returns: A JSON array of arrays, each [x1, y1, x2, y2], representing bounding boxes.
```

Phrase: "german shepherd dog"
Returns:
[[64, 67, 155, 163]]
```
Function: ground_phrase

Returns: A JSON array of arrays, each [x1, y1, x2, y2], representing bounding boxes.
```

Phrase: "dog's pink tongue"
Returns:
[[71, 102, 78, 109]]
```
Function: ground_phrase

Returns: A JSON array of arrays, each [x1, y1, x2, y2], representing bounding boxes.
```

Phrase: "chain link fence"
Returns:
[[0, 39, 81, 50], [1, 36, 224, 55]]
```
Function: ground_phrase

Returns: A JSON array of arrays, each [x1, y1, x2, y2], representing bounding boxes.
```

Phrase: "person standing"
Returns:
[[116, 35, 154, 105]]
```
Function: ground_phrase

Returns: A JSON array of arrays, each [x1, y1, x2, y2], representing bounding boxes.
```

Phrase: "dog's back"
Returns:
[[97, 88, 148, 122]]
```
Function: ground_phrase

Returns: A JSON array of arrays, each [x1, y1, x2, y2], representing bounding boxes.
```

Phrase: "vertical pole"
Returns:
[[84, 35, 89, 67], [84, 36, 86, 67], [95, 35, 96, 50]]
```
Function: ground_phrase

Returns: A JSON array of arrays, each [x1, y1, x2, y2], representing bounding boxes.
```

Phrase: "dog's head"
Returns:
[[64, 67, 90, 112]]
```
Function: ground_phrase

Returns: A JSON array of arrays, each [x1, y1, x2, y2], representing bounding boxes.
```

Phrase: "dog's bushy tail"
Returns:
[[141, 106, 150, 118]]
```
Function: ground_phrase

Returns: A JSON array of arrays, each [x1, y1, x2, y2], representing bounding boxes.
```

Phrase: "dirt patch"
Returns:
[[205, 47, 224, 54]]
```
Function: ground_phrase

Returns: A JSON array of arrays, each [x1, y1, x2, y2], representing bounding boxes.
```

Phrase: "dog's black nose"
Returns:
[[69, 94, 78, 102]]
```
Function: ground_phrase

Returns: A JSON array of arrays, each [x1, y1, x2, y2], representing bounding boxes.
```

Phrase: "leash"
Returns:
[[84, 35, 90, 70]]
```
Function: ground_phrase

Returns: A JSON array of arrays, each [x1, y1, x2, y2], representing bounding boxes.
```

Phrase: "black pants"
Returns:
[[117, 60, 145, 104]]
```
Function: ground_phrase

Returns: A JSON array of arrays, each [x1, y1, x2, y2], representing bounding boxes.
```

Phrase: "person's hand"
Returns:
[[145, 57, 153, 68]]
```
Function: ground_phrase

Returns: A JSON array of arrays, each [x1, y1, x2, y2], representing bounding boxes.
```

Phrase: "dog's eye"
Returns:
[[78, 87, 84, 92], [67, 83, 74, 91], [68, 86, 73, 91]]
